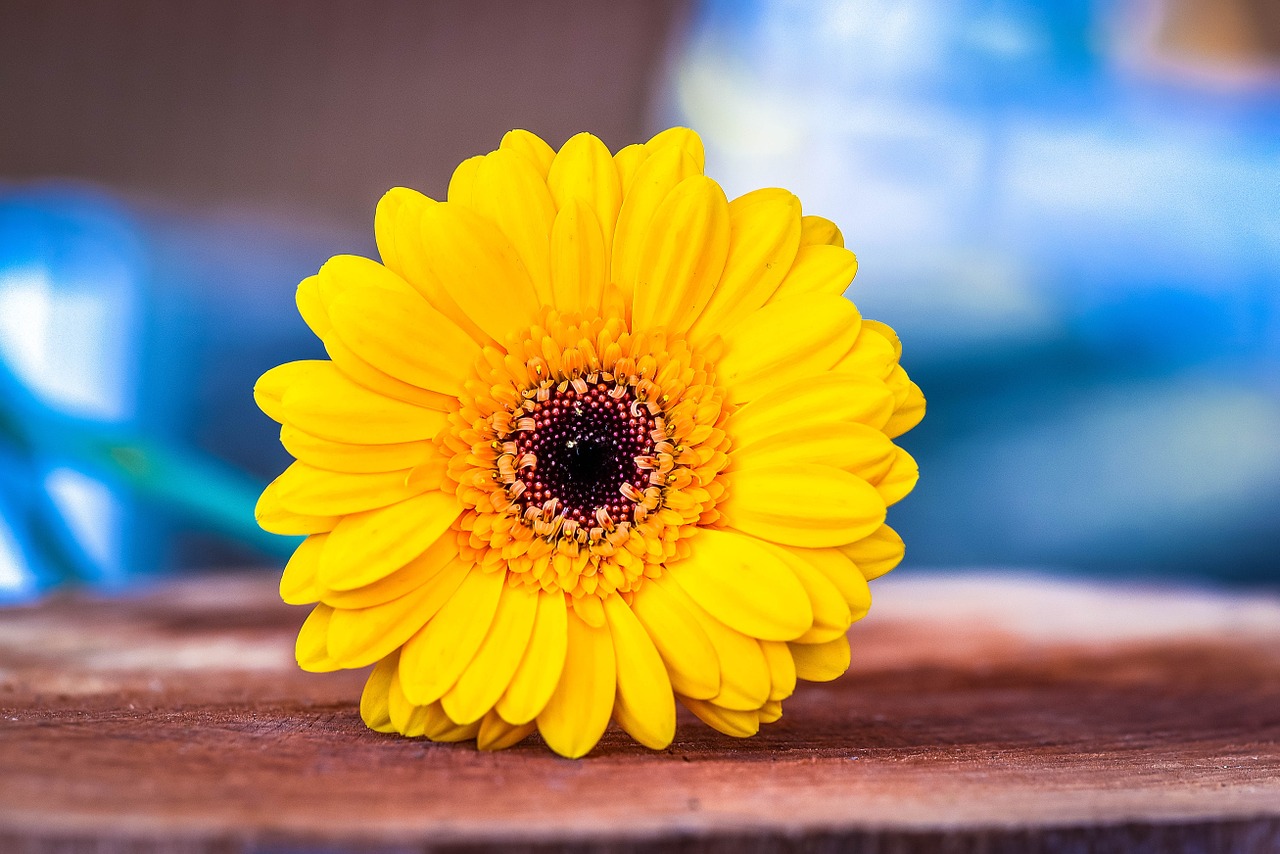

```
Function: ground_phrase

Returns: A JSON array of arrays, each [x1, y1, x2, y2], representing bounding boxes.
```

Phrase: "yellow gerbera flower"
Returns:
[[254, 127, 924, 758]]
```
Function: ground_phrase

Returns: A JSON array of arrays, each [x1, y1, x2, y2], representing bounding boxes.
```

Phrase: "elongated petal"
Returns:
[[669, 529, 812, 642], [603, 594, 675, 750], [360, 652, 399, 733], [280, 426, 435, 474], [611, 145, 701, 299], [321, 534, 458, 610], [473, 148, 556, 302], [496, 590, 569, 725], [722, 464, 886, 548], [839, 524, 905, 581], [442, 581, 540, 725], [328, 287, 480, 397], [387, 665, 429, 737], [280, 533, 325, 605], [613, 143, 647, 195], [295, 604, 342, 672], [632, 175, 731, 333], [680, 697, 759, 738], [655, 575, 769, 711], [399, 565, 505, 706], [324, 334, 455, 411], [790, 634, 851, 682], [760, 640, 797, 701], [420, 701, 481, 743], [783, 547, 871, 617], [319, 490, 461, 590], [255, 476, 338, 535], [268, 461, 423, 517], [884, 381, 926, 439], [548, 132, 623, 256], [729, 374, 894, 441], [687, 189, 802, 345], [717, 296, 862, 404], [296, 275, 329, 339], [549, 199, 607, 314], [800, 214, 844, 247], [477, 710, 536, 751], [646, 127, 706, 171], [328, 570, 464, 668], [768, 245, 859, 303], [447, 155, 482, 206], [730, 422, 896, 481], [282, 362, 447, 444], [500, 129, 555, 177], [834, 325, 897, 381], [254, 360, 327, 423], [629, 574, 721, 700], [537, 610, 616, 758], [766, 544, 852, 644], [870, 447, 919, 506], [418, 203, 540, 346]]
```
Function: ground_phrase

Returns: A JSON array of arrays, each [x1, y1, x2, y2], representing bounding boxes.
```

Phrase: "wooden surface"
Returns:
[[1, 572, 1278, 853]]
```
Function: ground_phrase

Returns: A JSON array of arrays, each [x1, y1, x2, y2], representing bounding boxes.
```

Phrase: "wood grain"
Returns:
[[1, 572, 1278, 853]]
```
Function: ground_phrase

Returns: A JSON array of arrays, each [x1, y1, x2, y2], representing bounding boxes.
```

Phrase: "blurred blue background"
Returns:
[[2, 0, 1278, 599]]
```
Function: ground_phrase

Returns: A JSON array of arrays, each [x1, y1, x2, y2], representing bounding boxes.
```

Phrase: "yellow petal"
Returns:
[[838, 524, 905, 581], [537, 610, 616, 759], [655, 575, 769, 711], [295, 604, 342, 672], [473, 148, 557, 302], [646, 127, 706, 171], [760, 640, 796, 701], [360, 652, 399, 733], [548, 132, 623, 256], [613, 143, 648, 196], [768, 245, 859, 303], [549, 199, 608, 315], [668, 529, 812, 642], [783, 547, 871, 618], [421, 700, 481, 743], [800, 215, 845, 247], [254, 360, 327, 424], [373, 188, 492, 345], [447, 155, 483, 207], [267, 461, 423, 517], [632, 175, 731, 333], [790, 634, 851, 682], [496, 590, 569, 725], [629, 574, 721, 700], [280, 426, 434, 474], [603, 594, 675, 750], [280, 533, 325, 605], [766, 544, 852, 644], [721, 464, 886, 548], [729, 422, 896, 481], [324, 334, 455, 411], [255, 476, 338, 535], [680, 697, 759, 738], [870, 447, 919, 506], [296, 276, 329, 340], [610, 145, 701, 301], [327, 572, 457, 669], [834, 324, 897, 381], [728, 373, 895, 441], [442, 581, 540, 725], [477, 709, 536, 751], [687, 189, 802, 346], [282, 362, 447, 444], [387, 665, 429, 737], [716, 296, 862, 404], [759, 699, 784, 724], [321, 534, 458, 609], [319, 490, 461, 590], [398, 565, 505, 705], [500, 129, 555, 177], [419, 203, 541, 345], [884, 380, 926, 439], [328, 286, 480, 397]]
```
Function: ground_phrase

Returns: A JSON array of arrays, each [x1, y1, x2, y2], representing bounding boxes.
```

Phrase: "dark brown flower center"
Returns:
[[512, 383, 657, 527]]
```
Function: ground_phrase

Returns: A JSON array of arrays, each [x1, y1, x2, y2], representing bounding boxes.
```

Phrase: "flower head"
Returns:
[[255, 128, 924, 757]]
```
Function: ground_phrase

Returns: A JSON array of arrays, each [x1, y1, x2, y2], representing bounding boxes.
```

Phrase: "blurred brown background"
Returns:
[[0, 0, 687, 230]]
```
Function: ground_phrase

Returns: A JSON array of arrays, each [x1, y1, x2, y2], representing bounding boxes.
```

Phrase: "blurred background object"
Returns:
[[0, 0, 1277, 599]]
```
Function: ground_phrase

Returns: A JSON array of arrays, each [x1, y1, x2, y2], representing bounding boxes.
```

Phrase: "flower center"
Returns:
[[507, 383, 658, 534]]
